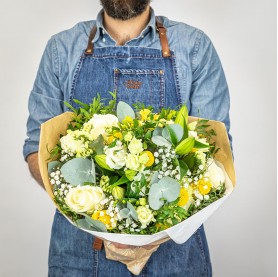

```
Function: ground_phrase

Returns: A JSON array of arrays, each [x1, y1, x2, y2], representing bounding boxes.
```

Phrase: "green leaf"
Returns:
[[151, 136, 172, 147], [73, 99, 89, 109], [194, 140, 210, 149], [148, 177, 180, 210], [64, 101, 77, 112], [111, 175, 129, 187], [153, 127, 163, 137], [125, 170, 137, 181], [127, 202, 138, 221], [162, 124, 183, 146], [60, 158, 96, 185], [95, 155, 115, 171], [175, 137, 195, 155], [76, 215, 107, 232], [179, 160, 189, 180], [117, 101, 135, 122], [89, 135, 104, 154], [48, 161, 61, 174], [119, 208, 130, 218]]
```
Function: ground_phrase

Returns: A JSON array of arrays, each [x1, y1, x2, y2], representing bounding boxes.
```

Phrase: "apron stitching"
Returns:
[[196, 230, 209, 277], [170, 52, 183, 106], [70, 53, 85, 104], [93, 249, 99, 277]]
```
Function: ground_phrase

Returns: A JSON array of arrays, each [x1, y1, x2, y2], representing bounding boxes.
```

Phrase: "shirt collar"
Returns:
[[92, 7, 157, 43]]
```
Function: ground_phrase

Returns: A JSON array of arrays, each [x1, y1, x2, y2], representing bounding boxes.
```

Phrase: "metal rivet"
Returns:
[[160, 70, 164, 74], [161, 32, 165, 35], [164, 51, 168, 55], [115, 68, 119, 72]]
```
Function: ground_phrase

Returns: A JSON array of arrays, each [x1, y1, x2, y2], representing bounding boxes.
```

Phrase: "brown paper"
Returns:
[[38, 112, 236, 275], [104, 237, 169, 275]]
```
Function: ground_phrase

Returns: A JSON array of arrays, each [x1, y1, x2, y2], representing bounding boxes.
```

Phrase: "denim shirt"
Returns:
[[23, 8, 232, 160]]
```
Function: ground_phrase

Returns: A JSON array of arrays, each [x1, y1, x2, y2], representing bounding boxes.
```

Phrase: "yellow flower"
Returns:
[[140, 151, 154, 167], [113, 131, 123, 140], [122, 116, 134, 126], [197, 179, 212, 195], [153, 114, 160, 121], [167, 110, 177, 120], [92, 210, 115, 230], [139, 109, 151, 121], [178, 187, 190, 207]]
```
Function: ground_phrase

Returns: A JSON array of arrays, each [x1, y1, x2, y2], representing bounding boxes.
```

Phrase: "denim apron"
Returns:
[[48, 20, 212, 277]]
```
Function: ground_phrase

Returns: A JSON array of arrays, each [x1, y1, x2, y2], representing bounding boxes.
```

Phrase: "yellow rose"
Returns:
[[65, 185, 105, 213]]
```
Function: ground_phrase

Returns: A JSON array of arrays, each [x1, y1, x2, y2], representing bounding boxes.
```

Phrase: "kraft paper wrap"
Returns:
[[38, 112, 236, 275]]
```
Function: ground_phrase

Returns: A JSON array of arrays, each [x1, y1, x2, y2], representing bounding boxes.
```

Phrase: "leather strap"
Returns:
[[93, 237, 103, 250], [155, 20, 171, 57], [85, 25, 97, 54], [85, 18, 171, 57]]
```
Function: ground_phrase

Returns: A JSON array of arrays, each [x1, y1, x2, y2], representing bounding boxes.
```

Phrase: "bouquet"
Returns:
[[39, 94, 235, 275]]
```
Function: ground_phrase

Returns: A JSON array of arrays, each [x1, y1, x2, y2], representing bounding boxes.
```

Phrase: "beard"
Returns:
[[100, 0, 151, 20]]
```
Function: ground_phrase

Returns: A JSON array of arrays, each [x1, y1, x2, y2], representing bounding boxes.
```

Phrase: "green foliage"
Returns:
[[60, 158, 96, 185], [148, 177, 180, 210], [117, 101, 135, 122], [119, 202, 138, 221], [156, 199, 188, 229], [76, 213, 107, 232], [175, 137, 195, 155]]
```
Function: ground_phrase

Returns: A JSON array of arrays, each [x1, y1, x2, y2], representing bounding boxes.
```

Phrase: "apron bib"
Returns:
[[70, 19, 181, 111]]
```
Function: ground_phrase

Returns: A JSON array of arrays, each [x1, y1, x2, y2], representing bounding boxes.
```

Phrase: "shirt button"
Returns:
[[141, 35, 144, 38], [102, 38, 106, 42]]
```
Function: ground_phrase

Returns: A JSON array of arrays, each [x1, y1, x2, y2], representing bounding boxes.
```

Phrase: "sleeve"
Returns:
[[23, 36, 64, 160], [189, 31, 233, 154]]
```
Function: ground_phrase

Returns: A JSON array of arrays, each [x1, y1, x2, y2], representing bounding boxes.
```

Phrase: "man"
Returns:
[[24, 0, 232, 276]]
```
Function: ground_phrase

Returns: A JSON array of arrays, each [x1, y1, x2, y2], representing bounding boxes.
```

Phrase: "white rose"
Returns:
[[188, 131, 198, 138], [65, 185, 105, 213], [136, 206, 154, 227], [188, 121, 197, 131], [126, 154, 140, 171], [105, 141, 127, 169], [207, 160, 225, 188], [88, 114, 119, 140], [60, 131, 84, 155], [128, 138, 143, 154], [124, 132, 133, 142], [195, 151, 206, 165]]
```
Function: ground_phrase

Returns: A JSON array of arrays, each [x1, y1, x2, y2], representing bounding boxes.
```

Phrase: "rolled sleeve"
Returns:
[[190, 32, 233, 153], [23, 37, 64, 160]]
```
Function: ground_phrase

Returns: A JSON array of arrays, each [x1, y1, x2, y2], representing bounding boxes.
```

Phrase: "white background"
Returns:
[[0, 0, 276, 276]]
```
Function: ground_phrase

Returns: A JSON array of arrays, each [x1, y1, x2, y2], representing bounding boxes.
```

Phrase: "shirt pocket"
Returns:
[[114, 68, 165, 111]]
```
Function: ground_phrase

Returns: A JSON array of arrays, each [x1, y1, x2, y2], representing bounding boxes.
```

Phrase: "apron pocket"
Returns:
[[114, 68, 165, 110]]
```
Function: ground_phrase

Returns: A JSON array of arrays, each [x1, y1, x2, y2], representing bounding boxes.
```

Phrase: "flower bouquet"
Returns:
[[38, 94, 235, 275]]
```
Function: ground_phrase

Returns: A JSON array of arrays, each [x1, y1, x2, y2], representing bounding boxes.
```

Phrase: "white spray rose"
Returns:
[[188, 131, 198, 138], [128, 137, 143, 154], [65, 185, 105, 213], [88, 114, 119, 140], [207, 160, 225, 188], [60, 131, 84, 155], [136, 206, 154, 228], [105, 141, 127, 169], [188, 121, 197, 131], [125, 154, 140, 171]]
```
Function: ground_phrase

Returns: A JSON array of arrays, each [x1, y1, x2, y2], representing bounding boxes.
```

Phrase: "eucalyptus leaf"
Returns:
[[162, 124, 183, 145], [153, 127, 163, 137], [119, 208, 130, 218], [150, 172, 159, 185], [89, 135, 104, 154], [151, 136, 172, 147], [48, 161, 61, 173], [117, 101, 135, 122], [148, 177, 180, 210], [61, 158, 96, 185], [127, 202, 138, 221]]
